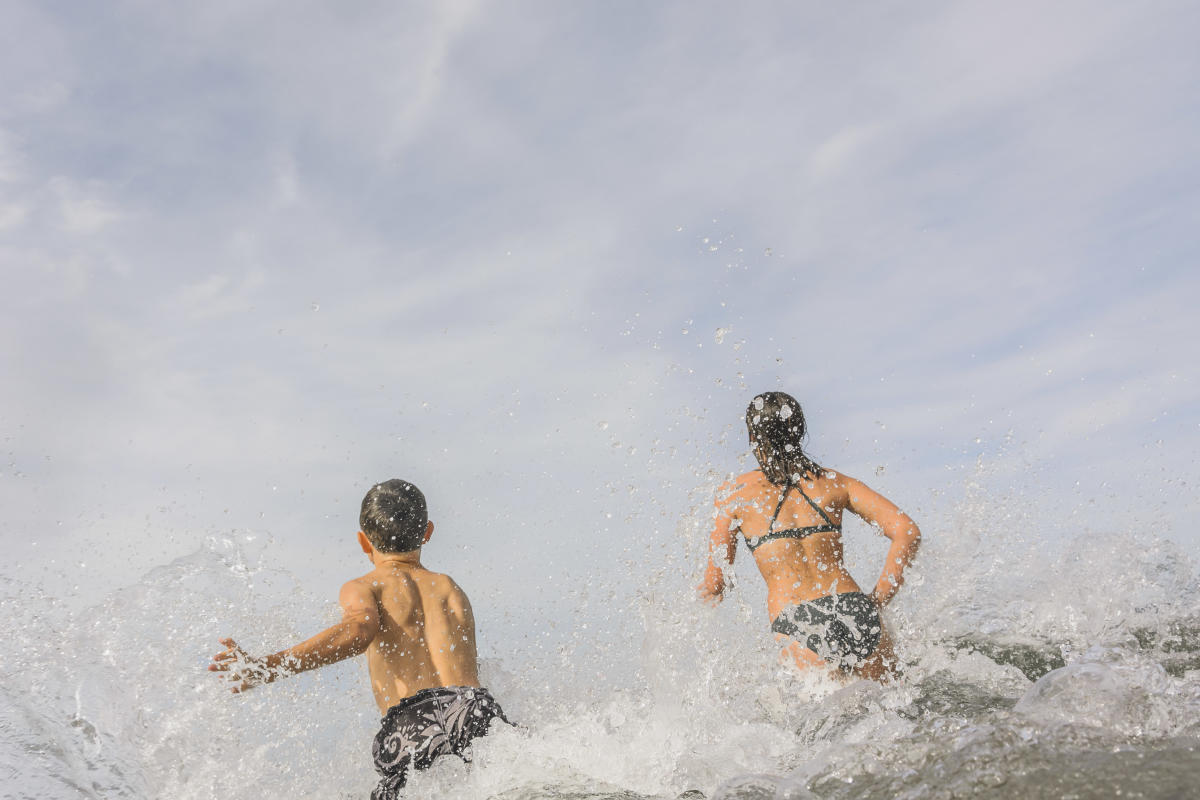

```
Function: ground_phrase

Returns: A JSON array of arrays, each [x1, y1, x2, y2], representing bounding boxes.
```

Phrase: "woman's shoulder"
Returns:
[[815, 467, 847, 484], [733, 468, 769, 487], [813, 468, 871, 500], [716, 469, 766, 496]]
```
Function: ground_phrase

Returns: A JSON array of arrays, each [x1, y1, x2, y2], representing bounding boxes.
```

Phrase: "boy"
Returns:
[[209, 478, 508, 799]]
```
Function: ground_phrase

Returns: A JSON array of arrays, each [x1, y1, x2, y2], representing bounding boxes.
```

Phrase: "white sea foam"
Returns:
[[2, 496, 1199, 799]]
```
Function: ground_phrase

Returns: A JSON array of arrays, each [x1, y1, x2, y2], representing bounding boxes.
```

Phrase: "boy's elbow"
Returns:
[[346, 618, 379, 652]]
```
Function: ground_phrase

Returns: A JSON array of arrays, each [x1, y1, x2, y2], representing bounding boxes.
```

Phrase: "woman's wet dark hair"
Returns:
[[746, 392, 824, 485], [360, 479, 428, 553]]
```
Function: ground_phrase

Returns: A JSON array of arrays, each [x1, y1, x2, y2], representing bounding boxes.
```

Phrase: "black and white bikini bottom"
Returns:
[[771, 591, 882, 672]]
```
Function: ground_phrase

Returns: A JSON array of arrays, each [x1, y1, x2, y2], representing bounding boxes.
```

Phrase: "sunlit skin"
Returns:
[[209, 521, 481, 714], [699, 469, 921, 681]]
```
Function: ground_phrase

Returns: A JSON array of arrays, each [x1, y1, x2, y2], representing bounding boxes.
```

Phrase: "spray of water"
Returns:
[[3, 483, 1199, 799]]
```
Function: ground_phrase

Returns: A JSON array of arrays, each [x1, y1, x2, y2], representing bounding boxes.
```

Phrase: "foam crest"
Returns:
[[3, 497, 1199, 798]]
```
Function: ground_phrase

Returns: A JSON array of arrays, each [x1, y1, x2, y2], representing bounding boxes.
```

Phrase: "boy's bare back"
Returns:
[[209, 479, 508, 799], [351, 559, 481, 713]]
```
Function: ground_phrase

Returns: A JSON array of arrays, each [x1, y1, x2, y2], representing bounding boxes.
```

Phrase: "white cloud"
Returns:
[[0, 202, 28, 231], [2, 0, 1198, 612], [809, 124, 880, 179], [0, 129, 28, 183], [166, 269, 269, 322], [49, 176, 123, 234], [381, 0, 483, 158], [270, 150, 301, 208]]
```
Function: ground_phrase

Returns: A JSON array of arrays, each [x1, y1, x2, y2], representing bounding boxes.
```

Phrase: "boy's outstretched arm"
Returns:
[[209, 580, 380, 693]]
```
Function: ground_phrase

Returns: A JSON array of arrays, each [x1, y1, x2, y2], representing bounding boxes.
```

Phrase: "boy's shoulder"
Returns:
[[356, 564, 465, 596], [420, 568, 461, 591]]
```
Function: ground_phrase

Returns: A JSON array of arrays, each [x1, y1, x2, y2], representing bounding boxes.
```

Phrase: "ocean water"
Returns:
[[3, 503, 1199, 800]]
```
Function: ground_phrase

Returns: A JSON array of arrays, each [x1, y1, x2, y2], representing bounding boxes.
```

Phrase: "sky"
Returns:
[[2, 1, 1199, 653]]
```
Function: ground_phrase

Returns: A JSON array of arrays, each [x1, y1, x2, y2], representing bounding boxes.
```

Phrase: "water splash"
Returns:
[[3, 510, 1199, 799]]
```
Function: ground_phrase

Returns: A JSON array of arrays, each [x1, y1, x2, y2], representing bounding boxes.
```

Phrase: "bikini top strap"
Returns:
[[768, 484, 793, 532], [793, 484, 836, 527]]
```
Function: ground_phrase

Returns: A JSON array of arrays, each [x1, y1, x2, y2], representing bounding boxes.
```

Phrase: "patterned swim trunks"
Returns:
[[371, 686, 509, 799]]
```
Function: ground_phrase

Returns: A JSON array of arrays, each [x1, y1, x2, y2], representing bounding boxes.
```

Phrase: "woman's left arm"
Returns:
[[842, 474, 922, 607]]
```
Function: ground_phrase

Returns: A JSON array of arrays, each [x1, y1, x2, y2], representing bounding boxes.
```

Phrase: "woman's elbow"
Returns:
[[902, 523, 922, 553], [887, 516, 920, 548]]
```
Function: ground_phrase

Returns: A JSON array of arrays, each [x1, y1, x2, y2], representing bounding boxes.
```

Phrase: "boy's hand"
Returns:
[[208, 637, 274, 693]]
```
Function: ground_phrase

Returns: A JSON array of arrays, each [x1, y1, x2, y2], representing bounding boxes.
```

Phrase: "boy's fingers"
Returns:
[[212, 638, 243, 661], [207, 638, 257, 691], [210, 638, 247, 672]]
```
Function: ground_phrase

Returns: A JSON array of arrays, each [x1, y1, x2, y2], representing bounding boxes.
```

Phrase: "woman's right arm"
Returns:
[[842, 474, 922, 607], [699, 482, 740, 604]]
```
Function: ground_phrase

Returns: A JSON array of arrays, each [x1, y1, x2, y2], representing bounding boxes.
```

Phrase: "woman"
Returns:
[[699, 392, 921, 681]]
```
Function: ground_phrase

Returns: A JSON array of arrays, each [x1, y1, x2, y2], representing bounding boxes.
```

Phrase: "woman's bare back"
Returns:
[[719, 469, 863, 618]]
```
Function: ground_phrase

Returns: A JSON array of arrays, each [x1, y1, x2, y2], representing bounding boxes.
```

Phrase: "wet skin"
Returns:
[[210, 522, 481, 714], [700, 469, 921, 681]]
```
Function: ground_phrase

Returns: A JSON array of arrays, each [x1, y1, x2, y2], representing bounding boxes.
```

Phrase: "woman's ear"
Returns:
[[357, 531, 374, 556], [423, 520, 434, 545]]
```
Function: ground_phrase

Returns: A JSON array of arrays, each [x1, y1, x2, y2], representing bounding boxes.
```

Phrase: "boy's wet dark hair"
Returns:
[[360, 479, 428, 553], [746, 391, 824, 486]]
